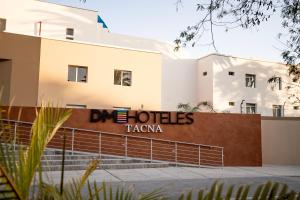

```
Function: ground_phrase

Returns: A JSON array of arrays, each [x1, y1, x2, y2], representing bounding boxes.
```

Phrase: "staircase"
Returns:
[[41, 148, 170, 171]]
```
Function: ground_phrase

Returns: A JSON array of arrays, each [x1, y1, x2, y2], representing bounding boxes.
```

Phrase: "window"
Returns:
[[245, 74, 256, 88], [114, 70, 132, 86], [229, 102, 235, 106], [113, 106, 131, 110], [66, 28, 74, 40], [272, 105, 283, 117], [246, 103, 256, 114], [68, 65, 87, 82], [203, 72, 207, 76], [0, 18, 6, 32], [66, 104, 87, 109], [274, 77, 282, 90], [294, 106, 299, 110], [228, 71, 235, 76]]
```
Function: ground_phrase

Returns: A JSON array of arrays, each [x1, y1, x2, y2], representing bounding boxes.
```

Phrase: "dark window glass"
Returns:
[[229, 71, 235, 76], [245, 74, 256, 88], [68, 65, 87, 83], [114, 70, 122, 85], [0, 18, 6, 32], [77, 67, 87, 82], [246, 103, 256, 114], [272, 105, 282, 117], [68, 66, 76, 81], [203, 72, 207, 76]]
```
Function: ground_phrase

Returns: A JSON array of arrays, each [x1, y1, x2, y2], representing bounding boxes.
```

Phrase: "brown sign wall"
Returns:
[[3, 107, 262, 166]]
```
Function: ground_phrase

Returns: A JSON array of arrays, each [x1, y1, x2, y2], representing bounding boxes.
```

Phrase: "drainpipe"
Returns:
[[240, 100, 245, 114]]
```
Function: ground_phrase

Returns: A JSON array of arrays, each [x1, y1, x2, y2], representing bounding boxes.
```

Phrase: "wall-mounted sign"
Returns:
[[90, 109, 194, 133]]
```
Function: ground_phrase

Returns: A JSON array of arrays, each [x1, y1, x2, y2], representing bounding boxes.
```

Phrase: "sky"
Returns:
[[46, 0, 285, 62]]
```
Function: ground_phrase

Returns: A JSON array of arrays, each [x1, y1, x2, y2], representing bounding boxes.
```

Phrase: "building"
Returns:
[[0, 0, 299, 116]]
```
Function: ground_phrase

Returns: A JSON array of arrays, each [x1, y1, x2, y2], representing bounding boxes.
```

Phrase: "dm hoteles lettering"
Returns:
[[90, 109, 194, 125]]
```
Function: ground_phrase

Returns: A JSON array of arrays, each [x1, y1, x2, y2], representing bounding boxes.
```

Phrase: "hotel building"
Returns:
[[0, 0, 299, 116]]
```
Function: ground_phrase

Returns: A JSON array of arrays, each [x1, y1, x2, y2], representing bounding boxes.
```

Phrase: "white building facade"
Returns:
[[0, 0, 299, 116]]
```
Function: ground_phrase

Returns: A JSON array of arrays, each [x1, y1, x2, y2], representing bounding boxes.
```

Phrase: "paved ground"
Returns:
[[41, 165, 300, 198]]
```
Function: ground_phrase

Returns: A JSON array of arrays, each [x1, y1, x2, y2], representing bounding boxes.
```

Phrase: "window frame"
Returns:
[[228, 71, 235, 76], [203, 71, 207, 76], [272, 105, 283, 117], [274, 77, 282, 90], [68, 65, 88, 83], [66, 28, 74, 40], [229, 102, 235, 106], [0, 18, 6, 32], [246, 103, 257, 114], [114, 69, 132, 86], [245, 74, 256, 88]]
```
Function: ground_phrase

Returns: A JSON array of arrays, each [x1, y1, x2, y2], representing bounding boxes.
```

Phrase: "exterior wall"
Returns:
[[0, 60, 12, 105], [206, 54, 299, 116], [261, 117, 300, 165], [5, 106, 262, 166], [0, 32, 41, 106], [161, 58, 198, 111], [0, 0, 99, 42], [197, 57, 214, 106], [38, 38, 162, 110]]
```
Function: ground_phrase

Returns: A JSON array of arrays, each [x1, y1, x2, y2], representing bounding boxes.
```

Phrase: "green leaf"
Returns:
[[225, 185, 234, 200]]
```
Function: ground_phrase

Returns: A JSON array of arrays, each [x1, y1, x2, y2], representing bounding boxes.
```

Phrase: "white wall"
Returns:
[[208, 54, 300, 116], [161, 58, 197, 111], [197, 57, 214, 105], [0, 0, 99, 42]]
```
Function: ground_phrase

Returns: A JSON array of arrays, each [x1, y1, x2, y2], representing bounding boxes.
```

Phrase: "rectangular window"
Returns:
[[113, 106, 131, 110], [114, 70, 132, 86], [246, 103, 256, 114], [273, 105, 283, 117], [0, 18, 6, 32], [66, 28, 74, 40], [229, 102, 235, 106], [228, 71, 235, 76], [68, 65, 87, 82], [203, 71, 207, 76], [66, 104, 87, 109], [294, 106, 299, 110], [245, 74, 256, 88], [274, 77, 282, 90]]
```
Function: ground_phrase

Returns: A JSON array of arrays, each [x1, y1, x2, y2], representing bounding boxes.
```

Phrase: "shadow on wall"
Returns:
[[211, 56, 290, 115]]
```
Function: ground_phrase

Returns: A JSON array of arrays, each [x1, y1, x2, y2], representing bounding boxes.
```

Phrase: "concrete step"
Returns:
[[42, 162, 170, 171]]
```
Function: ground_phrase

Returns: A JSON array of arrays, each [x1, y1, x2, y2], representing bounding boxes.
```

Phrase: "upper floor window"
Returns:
[[245, 74, 256, 88], [68, 65, 88, 82], [272, 105, 283, 117], [274, 77, 282, 90], [114, 70, 132, 86], [203, 71, 207, 76], [0, 18, 6, 32], [66, 28, 74, 40], [228, 71, 235, 76], [294, 106, 299, 110], [246, 103, 256, 114], [229, 102, 235, 106]]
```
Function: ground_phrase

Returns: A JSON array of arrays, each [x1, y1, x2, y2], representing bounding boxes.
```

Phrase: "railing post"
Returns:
[[150, 139, 153, 162], [175, 142, 177, 166], [71, 129, 75, 155], [13, 122, 17, 151], [125, 136, 127, 158], [99, 132, 102, 158], [198, 145, 201, 167], [221, 147, 224, 167]]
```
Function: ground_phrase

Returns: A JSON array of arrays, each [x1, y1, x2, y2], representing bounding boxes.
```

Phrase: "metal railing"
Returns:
[[0, 119, 224, 167]]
